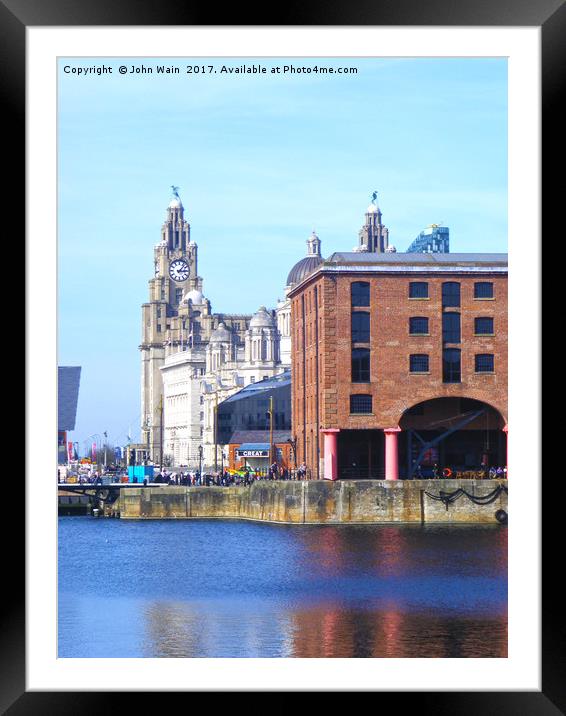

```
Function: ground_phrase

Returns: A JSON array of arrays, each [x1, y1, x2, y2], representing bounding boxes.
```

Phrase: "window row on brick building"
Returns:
[[351, 348, 495, 384], [350, 280, 495, 307], [350, 313, 495, 341]]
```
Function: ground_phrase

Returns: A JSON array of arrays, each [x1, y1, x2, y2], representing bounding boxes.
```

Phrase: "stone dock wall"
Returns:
[[118, 479, 507, 524]]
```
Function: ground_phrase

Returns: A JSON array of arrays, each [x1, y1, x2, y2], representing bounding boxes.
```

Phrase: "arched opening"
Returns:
[[399, 397, 506, 479]]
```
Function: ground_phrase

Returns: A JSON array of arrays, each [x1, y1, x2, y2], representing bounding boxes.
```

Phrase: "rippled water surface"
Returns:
[[58, 518, 507, 658]]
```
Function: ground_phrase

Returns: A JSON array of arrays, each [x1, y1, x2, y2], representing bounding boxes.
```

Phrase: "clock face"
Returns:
[[169, 259, 189, 282]]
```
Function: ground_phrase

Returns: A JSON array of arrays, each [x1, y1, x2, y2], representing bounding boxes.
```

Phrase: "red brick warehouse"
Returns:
[[288, 212, 507, 481]]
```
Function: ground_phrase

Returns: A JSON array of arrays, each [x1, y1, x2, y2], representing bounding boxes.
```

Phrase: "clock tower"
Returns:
[[140, 188, 203, 460]]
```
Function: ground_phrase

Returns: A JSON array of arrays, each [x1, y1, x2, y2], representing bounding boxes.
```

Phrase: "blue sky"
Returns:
[[58, 57, 507, 453]]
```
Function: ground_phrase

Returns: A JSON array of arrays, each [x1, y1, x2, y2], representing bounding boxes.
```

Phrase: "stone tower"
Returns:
[[357, 195, 389, 253], [140, 189, 203, 459]]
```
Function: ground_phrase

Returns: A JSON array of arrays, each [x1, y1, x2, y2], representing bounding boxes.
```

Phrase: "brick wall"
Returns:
[[291, 271, 507, 474]]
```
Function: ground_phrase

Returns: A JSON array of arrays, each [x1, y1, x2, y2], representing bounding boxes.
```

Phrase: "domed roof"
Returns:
[[210, 322, 231, 343], [286, 231, 324, 288], [366, 202, 379, 213], [168, 197, 182, 209], [183, 289, 204, 304], [250, 306, 275, 328], [286, 255, 324, 288]]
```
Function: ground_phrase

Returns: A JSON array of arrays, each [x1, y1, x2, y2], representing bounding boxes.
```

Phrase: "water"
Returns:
[[58, 518, 507, 658]]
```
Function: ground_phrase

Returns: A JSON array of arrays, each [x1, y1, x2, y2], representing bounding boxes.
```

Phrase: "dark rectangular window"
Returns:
[[475, 282, 494, 299], [409, 282, 428, 299], [442, 282, 461, 308], [351, 281, 370, 307], [351, 311, 370, 342], [443, 348, 461, 383], [475, 354, 494, 372], [409, 317, 429, 335], [350, 394, 372, 414], [442, 312, 461, 343], [475, 317, 494, 335], [351, 348, 370, 383], [410, 354, 429, 373]]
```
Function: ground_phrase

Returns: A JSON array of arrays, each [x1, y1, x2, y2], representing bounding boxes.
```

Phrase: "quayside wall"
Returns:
[[118, 479, 507, 524]]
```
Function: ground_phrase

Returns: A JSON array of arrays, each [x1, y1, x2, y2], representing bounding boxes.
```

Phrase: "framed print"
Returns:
[[10, 0, 560, 708]]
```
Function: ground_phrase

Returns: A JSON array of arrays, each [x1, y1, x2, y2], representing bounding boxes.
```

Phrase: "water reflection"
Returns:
[[58, 518, 507, 658], [140, 599, 507, 658]]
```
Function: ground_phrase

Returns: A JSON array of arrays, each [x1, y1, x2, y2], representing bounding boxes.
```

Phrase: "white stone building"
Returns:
[[141, 190, 295, 469]]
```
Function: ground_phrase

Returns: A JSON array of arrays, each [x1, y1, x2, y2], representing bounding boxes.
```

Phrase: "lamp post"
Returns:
[[214, 392, 219, 476], [198, 445, 203, 480], [103, 431, 108, 468], [157, 395, 164, 473], [92, 434, 102, 471], [267, 395, 274, 471], [86, 433, 100, 468]]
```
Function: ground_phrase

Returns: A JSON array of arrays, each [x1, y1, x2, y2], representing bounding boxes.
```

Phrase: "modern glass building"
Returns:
[[58, 366, 81, 464], [406, 225, 450, 254], [217, 370, 291, 445]]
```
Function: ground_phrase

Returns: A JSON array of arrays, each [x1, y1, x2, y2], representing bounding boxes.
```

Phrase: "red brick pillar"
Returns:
[[503, 425, 508, 478], [384, 427, 402, 481], [322, 429, 340, 481]]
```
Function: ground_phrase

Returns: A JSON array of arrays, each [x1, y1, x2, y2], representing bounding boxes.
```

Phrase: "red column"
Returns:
[[322, 429, 340, 481], [384, 427, 402, 481], [503, 425, 508, 478]]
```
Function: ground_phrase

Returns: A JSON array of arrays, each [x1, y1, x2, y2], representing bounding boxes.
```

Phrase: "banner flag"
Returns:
[[67, 442, 74, 462], [92, 442, 97, 460]]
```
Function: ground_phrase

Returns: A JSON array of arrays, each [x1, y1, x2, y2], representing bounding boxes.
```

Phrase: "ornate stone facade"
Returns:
[[140, 191, 290, 468]]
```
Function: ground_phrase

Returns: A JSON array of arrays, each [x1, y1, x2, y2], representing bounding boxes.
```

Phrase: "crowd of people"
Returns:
[[411, 463, 507, 479], [153, 462, 310, 487], [59, 462, 507, 485]]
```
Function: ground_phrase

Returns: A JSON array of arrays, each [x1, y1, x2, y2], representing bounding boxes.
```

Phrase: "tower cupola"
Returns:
[[161, 186, 191, 251], [358, 191, 389, 253]]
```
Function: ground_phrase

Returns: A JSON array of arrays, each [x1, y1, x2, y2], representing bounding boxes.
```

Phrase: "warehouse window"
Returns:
[[410, 354, 429, 373], [351, 348, 370, 383], [475, 354, 495, 372], [442, 312, 461, 343], [475, 282, 494, 299], [351, 312, 370, 342], [442, 282, 460, 308], [409, 317, 429, 335], [443, 348, 461, 383], [409, 282, 428, 299], [351, 281, 370, 307], [475, 317, 494, 335], [350, 394, 372, 414]]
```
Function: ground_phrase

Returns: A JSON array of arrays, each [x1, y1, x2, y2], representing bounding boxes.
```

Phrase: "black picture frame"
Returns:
[[10, 0, 559, 709]]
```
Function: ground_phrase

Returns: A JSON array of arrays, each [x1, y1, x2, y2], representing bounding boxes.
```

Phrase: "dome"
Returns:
[[250, 306, 275, 328], [184, 289, 204, 304], [210, 322, 231, 343], [168, 197, 182, 209], [366, 202, 379, 213], [286, 255, 324, 288]]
